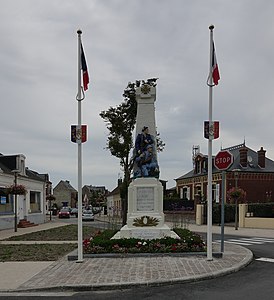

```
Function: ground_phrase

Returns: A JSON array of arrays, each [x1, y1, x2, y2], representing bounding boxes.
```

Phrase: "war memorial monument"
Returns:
[[113, 82, 178, 240]]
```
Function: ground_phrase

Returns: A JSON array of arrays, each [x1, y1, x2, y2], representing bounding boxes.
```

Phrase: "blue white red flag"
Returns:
[[80, 43, 89, 91], [211, 41, 220, 85]]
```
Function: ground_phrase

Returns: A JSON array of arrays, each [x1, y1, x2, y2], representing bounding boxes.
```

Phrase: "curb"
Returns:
[[67, 251, 223, 260]]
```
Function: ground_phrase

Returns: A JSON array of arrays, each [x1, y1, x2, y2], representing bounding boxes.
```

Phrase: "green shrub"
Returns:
[[248, 203, 274, 217], [212, 204, 235, 224], [163, 199, 194, 211]]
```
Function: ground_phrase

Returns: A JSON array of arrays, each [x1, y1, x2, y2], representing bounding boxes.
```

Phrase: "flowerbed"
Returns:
[[83, 228, 206, 254]]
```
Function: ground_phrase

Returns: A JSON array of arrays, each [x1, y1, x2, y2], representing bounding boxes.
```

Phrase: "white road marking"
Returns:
[[249, 238, 274, 242], [215, 237, 274, 246], [236, 239, 264, 244], [256, 257, 274, 263], [215, 240, 253, 246]]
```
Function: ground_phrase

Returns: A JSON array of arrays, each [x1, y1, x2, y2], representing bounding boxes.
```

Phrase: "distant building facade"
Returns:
[[106, 186, 122, 217], [53, 180, 77, 208], [176, 143, 274, 204]]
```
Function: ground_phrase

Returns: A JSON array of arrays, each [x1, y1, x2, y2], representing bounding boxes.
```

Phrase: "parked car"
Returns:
[[82, 210, 94, 221], [92, 207, 103, 215], [70, 208, 78, 217], [58, 208, 71, 218]]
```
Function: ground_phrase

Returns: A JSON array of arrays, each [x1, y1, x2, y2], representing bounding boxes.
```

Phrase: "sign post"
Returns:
[[214, 150, 233, 253]]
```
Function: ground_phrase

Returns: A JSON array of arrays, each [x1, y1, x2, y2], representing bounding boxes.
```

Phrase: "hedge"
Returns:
[[212, 204, 235, 224], [163, 199, 194, 211], [248, 203, 274, 218]]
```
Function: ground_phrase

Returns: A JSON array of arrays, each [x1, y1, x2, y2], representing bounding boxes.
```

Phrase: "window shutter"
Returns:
[[187, 187, 190, 200]]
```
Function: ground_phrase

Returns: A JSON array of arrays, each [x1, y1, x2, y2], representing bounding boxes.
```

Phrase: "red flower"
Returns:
[[83, 239, 90, 249], [171, 244, 177, 251]]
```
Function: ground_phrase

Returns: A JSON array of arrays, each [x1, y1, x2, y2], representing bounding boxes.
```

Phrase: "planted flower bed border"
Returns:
[[82, 228, 206, 255]]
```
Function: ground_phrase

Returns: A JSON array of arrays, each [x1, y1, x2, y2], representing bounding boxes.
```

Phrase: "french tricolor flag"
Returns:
[[211, 41, 220, 85], [80, 43, 89, 91]]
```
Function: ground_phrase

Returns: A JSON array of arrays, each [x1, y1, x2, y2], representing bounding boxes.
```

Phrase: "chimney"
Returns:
[[239, 147, 248, 167], [257, 147, 266, 168]]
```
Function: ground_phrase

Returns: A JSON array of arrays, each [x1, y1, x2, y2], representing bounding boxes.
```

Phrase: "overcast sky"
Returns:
[[1, 0, 274, 192]]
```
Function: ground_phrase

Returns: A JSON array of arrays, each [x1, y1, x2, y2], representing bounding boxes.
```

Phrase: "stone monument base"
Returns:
[[112, 224, 179, 239], [111, 177, 179, 240]]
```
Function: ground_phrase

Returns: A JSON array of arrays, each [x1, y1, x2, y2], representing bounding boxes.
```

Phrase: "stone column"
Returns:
[[133, 83, 159, 177], [135, 84, 157, 137], [239, 203, 248, 228]]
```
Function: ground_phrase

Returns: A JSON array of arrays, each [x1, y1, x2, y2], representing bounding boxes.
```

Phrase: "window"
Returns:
[[0, 188, 13, 214], [195, 161, 201, 174], [30, 191, 41, 212], [212, 184, 220, 203], [181, 186, 190, 200], [194, 185, 202, 197]]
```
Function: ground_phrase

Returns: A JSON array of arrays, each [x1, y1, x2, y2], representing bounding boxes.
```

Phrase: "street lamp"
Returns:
[[46, 194, 56, 221], [11, 170, 18, 232], [232, 169, 241, 230]]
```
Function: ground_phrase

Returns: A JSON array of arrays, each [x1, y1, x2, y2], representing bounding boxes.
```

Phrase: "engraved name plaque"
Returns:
[[136, 187, 154, 211], [131, 229, 160, 239]]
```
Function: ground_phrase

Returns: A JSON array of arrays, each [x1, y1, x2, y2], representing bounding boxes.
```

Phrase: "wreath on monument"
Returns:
[[133, 215, 159, 227]]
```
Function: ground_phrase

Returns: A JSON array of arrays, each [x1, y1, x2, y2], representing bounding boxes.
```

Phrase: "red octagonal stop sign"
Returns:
[[214, 150, 233, 170]]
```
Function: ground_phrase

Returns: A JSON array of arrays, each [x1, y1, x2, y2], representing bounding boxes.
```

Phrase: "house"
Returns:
[[0, 153, 50, 230], [106, 186, 122, 217], [53, 180, 77, 208], [175, 143, 274, 204]]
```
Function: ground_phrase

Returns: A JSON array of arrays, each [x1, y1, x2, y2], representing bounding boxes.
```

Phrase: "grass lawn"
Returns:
[[0, 244, 77, 262], [1, 225, 99, 262], [5, 224, 97, 241]]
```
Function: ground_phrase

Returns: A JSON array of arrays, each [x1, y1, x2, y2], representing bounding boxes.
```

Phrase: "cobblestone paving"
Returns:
[[18, 243, 252, 291]]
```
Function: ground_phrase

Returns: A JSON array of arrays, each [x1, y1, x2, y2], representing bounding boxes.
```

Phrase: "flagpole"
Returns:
[[207, 24, 214, 261], [77, 29, 83, 262]]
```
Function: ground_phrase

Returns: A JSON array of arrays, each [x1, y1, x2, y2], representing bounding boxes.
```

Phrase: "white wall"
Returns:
[[0, 172, 46, 229]]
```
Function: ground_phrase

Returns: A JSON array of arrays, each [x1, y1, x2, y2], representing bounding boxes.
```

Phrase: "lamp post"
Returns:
[[12, 170, 18, 232], [49, 198, 52, 221], [46, 194, 55, 221], [232, 169, 241, 230]]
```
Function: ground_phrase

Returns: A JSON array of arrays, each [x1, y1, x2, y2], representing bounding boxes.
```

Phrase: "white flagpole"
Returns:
[[207, 24, 215, 261], [77, 29, 83, 262]]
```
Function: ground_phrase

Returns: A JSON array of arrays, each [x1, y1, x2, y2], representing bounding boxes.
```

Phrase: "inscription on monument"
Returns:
[[136, 187, 154, 211], [131, 229, 161, 239]]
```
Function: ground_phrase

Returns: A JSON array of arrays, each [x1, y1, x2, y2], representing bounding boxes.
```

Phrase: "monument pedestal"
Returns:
[[112, 178, 178, 240]]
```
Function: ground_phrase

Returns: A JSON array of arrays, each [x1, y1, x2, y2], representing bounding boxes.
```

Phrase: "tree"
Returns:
[[89, 190, 107, 207], [100, 81, 137, 181], [100, 79, 164, 225]]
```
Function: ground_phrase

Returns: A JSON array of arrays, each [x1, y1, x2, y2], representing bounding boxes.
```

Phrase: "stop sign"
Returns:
[[214, 150, 233, 170]]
